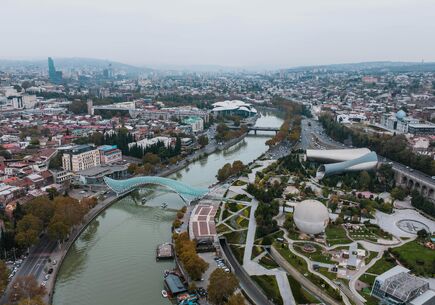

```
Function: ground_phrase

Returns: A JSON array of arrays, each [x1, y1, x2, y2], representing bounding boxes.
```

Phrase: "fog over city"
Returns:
[[1, 0, 435, 68]]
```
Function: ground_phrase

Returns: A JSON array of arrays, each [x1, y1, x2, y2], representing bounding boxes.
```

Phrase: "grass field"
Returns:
[[325, 225, 351, 245], [251, 275, 283, 305], [391, 240, 435, 277], [287, 274, 319, 304], [358, 273, 376, 286], [366, 253, 396, 275], [293, 242, 334, 264], [224, 230, 247, 244], [259, 254, 279, 269], [229, 245, 245, 265]]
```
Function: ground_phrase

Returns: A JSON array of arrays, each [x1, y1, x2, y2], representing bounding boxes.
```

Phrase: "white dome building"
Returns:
[[293, 200, 329, 235]]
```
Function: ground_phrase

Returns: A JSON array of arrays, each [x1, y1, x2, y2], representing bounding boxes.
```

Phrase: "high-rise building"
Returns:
[[48, 57, 63, 84]]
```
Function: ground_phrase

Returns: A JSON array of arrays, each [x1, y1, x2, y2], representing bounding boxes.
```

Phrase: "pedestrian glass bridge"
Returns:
[[104, 176, 209, 202]]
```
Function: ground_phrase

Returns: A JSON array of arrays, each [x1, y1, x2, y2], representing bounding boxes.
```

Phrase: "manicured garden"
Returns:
[[325, 225, 352, 245]]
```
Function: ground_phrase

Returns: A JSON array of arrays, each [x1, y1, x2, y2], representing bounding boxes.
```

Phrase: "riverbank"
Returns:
[[51, 112, 283, 305], [48, 131, 249, 304]]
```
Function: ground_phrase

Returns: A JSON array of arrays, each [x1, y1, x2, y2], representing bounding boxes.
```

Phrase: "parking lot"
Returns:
[[197, 252, 231, 289]]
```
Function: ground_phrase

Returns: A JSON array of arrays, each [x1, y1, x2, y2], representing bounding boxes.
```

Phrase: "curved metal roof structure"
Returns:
[[104, 176, 209, 202], [316, 151, 378, 179], [306, 148, 371, 163]]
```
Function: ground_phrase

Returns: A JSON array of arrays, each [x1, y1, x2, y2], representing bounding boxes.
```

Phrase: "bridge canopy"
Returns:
[[104, 176, 209, 200]]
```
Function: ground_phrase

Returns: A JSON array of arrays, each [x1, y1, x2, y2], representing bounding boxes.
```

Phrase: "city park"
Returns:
[[213, 148, 435, 305]]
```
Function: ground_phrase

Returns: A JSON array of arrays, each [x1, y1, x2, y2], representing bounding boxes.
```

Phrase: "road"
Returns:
[[220, 239, 273, 305], [1, 237, 58, 304]]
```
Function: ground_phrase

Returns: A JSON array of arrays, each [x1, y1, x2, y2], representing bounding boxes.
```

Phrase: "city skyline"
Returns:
[[1, 0, 435, 68]]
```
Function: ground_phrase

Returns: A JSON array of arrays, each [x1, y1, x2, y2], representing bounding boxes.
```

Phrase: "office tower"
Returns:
[[48, 57, 63, 84]]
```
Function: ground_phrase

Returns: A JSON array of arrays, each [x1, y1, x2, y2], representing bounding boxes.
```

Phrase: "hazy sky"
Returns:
[[1, 0, 434, 68]]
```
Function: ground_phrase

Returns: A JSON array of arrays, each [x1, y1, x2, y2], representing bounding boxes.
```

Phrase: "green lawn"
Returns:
[[242, 206, 251, 218], [233, 180, 247, 186], [325, 225, 352, 246], [391, 240, 435, 277], [365, 251, 379, 264], [216, 223, 231, 234], [287, 274, 319, 304], [358, 273, 376, 286], [293, 242, 334, 264], [251, 245, 264, 259], [224, 230, 247, 244], [366, 253, 396, 275], [259, 254, 279, 269], [229, 245, 245, 265], [251, 275, 283, 305], [318, 267, 337, 281]]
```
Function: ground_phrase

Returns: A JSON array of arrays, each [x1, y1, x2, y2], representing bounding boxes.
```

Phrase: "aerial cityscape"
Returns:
[[0, 1, 435, 305]]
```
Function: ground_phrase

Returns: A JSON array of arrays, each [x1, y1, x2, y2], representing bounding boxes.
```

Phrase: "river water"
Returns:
[[53, 112, 283, 305]]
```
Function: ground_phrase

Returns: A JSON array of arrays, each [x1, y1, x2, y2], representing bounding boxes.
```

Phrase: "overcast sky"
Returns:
[[1, 0, 434, 68]]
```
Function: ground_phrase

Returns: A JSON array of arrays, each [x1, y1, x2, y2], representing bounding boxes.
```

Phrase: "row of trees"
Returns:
[[266, 98, 309, 146], [216, 161, 246, 182], [2, 196, 97, 253], [215, 124, 247, 143], [319, 113, 435, 176], [411, 190, 435, 217], [173, 232, 208, 280], [76, 128, 182, 161]]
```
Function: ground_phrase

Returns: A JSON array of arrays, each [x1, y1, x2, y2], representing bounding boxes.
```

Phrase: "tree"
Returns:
[[231, 160, 245, 174], [15, 215, 43, 249], [13, 203, 26, 224], [217, 163, 232, 182], [142, 152, 160, 165], [207, 269, 239, 305], [25, 196, 54, 226], [10, 276, 46, 303], [0, 260, 9, 293], [417, 229, 428, 239], [52, 196, 85, 228], [225, 293, 245, 305], [68, 100, 87, 114], [46, 188, 59, 201], [47, 215, 69, 241], [197, 135, 209, 147], [358, 171, 371, 190], [17, 296, 46, 305], [390, 187, 406, 201]]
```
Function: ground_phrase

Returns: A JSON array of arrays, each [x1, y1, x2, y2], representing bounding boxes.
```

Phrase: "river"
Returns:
[[53, 112, 283, 305]]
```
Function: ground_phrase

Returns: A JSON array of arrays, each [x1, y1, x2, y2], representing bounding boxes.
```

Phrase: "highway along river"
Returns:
[[53, 112, 283, 305]]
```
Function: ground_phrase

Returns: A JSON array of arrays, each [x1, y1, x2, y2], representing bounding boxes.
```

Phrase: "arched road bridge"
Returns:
[[104, 176, 209, 204]]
